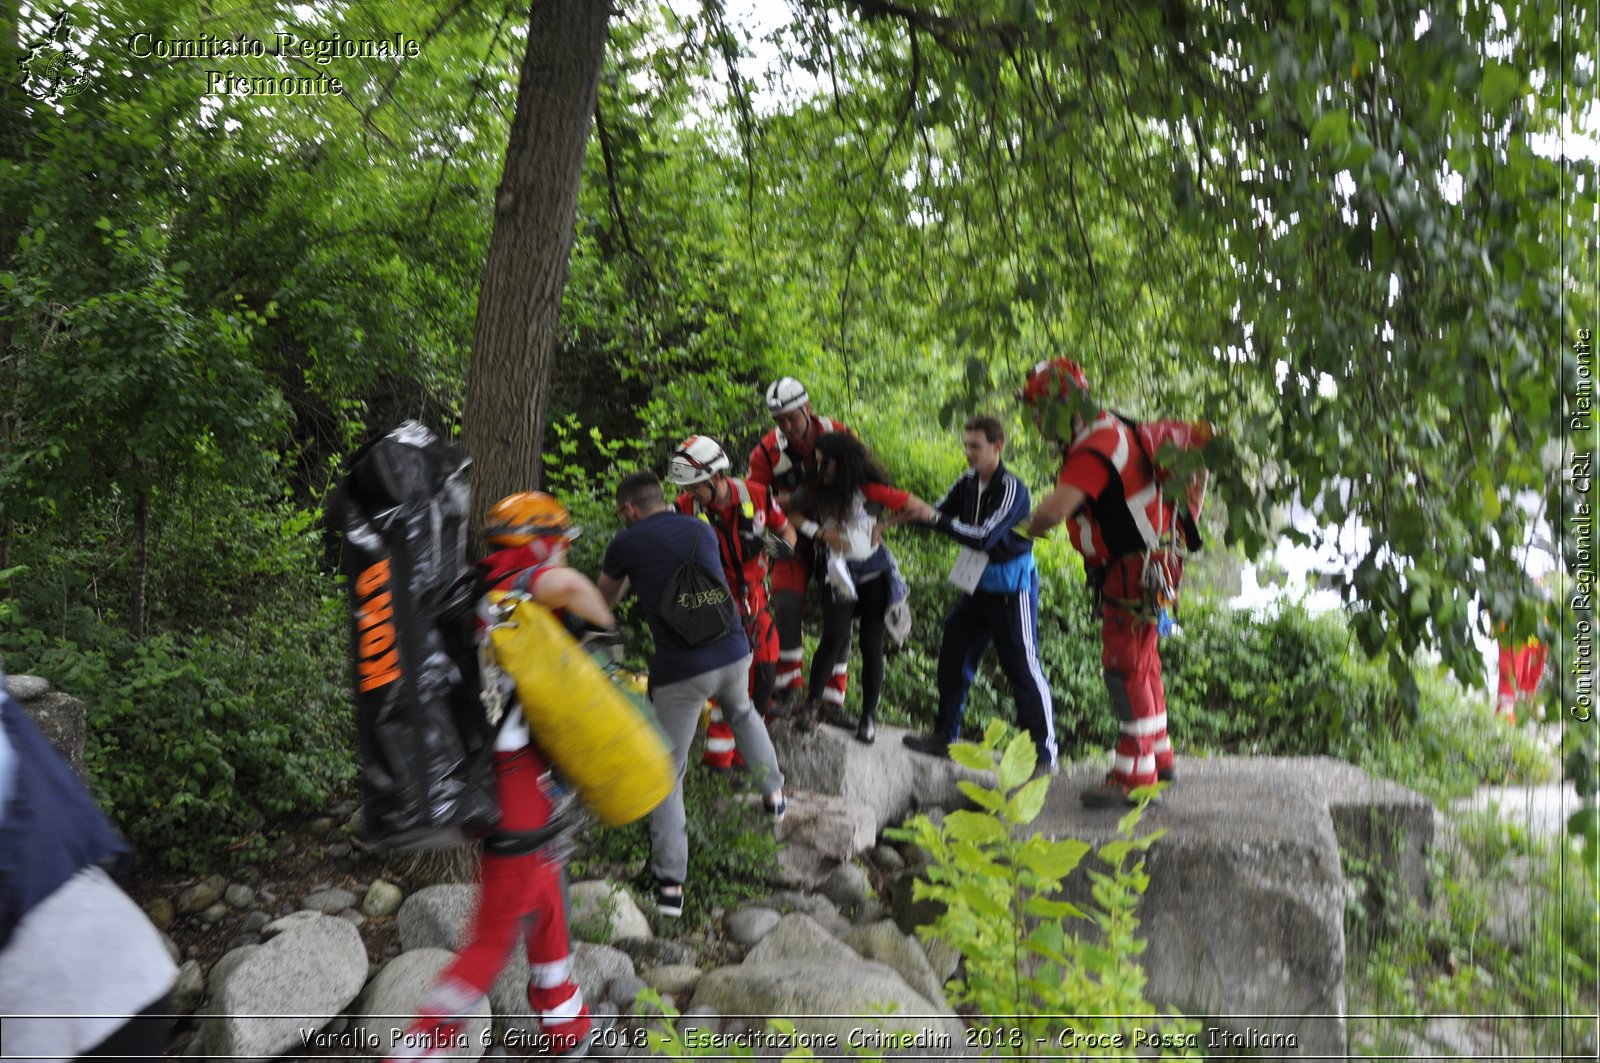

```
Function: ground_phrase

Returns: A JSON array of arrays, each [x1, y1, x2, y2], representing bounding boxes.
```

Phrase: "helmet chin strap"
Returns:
[[526, 536, 566, 566]]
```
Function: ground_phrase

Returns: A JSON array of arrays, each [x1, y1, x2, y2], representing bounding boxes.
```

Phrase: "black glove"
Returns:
[[765, 533, 795, 560]]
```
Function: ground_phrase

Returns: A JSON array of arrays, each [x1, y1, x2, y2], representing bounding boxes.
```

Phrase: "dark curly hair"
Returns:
[[805, 432, 893, 523]]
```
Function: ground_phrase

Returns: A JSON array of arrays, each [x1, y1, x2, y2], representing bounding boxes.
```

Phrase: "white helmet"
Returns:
[[765, 377, 809, 417], [667, 435, 731, 486]]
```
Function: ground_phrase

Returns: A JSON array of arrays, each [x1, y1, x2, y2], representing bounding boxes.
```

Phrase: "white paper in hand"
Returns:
[[948, 547, 988, 594]]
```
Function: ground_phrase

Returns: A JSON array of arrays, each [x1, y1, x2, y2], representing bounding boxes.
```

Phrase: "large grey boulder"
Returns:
[[692, 913, 966, 1053], [817, 863, 873, 914], [354, 949, 490, 1061], [770, 721, 981, 833], [612, 936, 698, 970], [567, 880, 651, 943], [840, 922, 948, 1011], [744, 914, 860, 967], [170, 959, 205, 1016], [692, 960, 967, 1053], [725, 906, 781, 946], [1033, 757, 1430, 1059], [2, 673, 49, 701], [572, 942, 638, 1013], [9, 679, 87, 777], [1315, 757, 1435, 914], [205, 914, 368, 1063], [397, 885, 533, 1035]]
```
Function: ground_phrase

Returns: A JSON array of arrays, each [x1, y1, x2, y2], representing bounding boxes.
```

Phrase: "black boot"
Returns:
[[793, 698, 822, 734], [854, 709, 876, 745]]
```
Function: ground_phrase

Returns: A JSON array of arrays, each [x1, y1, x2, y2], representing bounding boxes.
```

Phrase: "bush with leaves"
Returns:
[[887, 723, 1200, 1058], [0, 487, 353, 873], [1348, 810, 1598, 1059]]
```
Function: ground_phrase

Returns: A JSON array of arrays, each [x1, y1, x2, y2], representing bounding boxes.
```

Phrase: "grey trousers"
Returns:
[[648, 654, 784, 885]]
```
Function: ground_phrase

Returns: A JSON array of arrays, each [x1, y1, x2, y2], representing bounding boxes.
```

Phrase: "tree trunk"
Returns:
[[460, 0, 611, 545]]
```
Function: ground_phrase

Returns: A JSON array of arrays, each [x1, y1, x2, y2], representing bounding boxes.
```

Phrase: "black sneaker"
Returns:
[[770, 688, 802, 719], [1157, 764, 1178, 784], [855, 715, 876, 744], [792, 698, 822, 734], [902, 733, 950, 758], [819, 701, 855, 729], [654, 883, 684, 919], [763, 794, 787, 825], [1079, 776, 1136, 809]]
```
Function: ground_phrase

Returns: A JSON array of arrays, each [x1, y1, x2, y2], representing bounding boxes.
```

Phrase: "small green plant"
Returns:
[[1347, 809, 1599, 1059], [887, 722, 1201, 1058]]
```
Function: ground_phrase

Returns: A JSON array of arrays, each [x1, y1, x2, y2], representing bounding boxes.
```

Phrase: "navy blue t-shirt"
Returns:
[[601, 510, 749, 685]]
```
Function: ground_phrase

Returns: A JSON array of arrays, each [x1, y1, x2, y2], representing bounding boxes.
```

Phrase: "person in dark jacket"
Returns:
[[0, 661, 177, 1063], [900, 416, 1058, 774]]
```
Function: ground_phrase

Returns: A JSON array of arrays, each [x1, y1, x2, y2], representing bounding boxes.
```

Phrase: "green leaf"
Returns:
[[957, 781, 1005, 812], [949, 743, 993, 772], [1017, 837, 1091, 880], [945, 809, 1007, 845], [956, 881, 1009, 921], [1309, 110, 1351, 153], [997, 732, 1036, 791], [1481, 62, 1522, 113], [1023, 897, 1087, 920], [1006, 776, 1050, 824]]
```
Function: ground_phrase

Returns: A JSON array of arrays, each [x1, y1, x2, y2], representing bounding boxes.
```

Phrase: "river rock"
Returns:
[[362, 880, 404, 919], [353, 949, 490, 1060], [205, 917, 366, 1063]]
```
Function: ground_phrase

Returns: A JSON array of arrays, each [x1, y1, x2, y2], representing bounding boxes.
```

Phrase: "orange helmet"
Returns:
[[483, 492, 579, 549]]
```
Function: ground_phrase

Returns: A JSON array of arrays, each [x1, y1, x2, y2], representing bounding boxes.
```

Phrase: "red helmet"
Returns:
[[1020, 358, 1091, 406]]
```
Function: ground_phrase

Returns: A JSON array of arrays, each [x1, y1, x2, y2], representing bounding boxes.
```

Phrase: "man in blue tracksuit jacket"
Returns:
[[901, 416, 1058, 773]]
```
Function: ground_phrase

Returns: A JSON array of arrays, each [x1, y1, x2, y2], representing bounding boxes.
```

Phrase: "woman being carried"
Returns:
[[790, 432, 933, 743]]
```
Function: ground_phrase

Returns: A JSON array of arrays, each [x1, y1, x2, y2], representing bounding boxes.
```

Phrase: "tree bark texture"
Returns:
[[461, 0, 611, 545]]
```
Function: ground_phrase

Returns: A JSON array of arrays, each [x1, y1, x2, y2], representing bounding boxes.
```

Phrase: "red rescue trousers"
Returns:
[[1100, 607, 1174, 790], [771, 551, 848, 705], [389, 750, 589, 1061], [1496, 639, 1548, 724]]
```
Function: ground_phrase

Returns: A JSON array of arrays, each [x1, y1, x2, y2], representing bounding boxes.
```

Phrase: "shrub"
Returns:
[[887, 723, 1199, 1058], [0, 487, 354, 872]]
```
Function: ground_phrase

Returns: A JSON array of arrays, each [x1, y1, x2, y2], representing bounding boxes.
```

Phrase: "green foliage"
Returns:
[[2, 0, 1586, 876], [0, 485, 352, 872], [1563, 726, 1600, 851], [1347, 812, 1598, 1058], [887, 723, 1199, 1057]]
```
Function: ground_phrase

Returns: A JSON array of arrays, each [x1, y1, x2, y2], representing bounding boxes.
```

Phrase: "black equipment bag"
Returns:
[[657, 550, 737, 648], [327, 421, 498, 851]]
